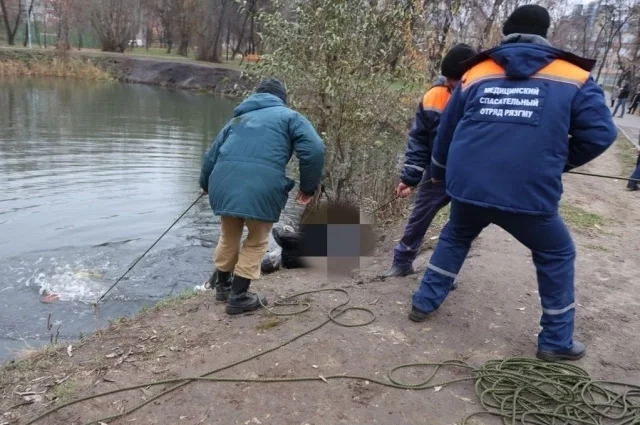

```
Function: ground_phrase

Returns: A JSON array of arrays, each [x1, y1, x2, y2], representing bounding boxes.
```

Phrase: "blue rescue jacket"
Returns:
[[199, 93, 325, 223], [401, 76, 450, 186], [430, 35, 617, 215]]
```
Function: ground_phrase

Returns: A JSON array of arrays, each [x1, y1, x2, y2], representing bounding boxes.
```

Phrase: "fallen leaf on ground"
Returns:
[[516, 307, 526, 311], [450, 390, 476, 404], [434, 386, 443, 392], [319, 375, 328, 383], [140, 388, 153, 397], [67, 345, 73, 357]]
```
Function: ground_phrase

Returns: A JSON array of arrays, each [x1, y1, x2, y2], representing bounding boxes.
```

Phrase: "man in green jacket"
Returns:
[[200, 78, 325, 315]]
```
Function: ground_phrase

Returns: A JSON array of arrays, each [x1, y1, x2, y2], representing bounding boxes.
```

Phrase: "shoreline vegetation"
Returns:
[[0, 48, 250, 96]]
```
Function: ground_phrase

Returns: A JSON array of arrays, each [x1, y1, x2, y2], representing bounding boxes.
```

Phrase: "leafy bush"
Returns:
[[254, 0, 426, 213]]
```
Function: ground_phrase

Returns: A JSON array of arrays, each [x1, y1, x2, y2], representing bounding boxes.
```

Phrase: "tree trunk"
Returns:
[[0, 0, 22, 46], [178, 38, 189, 56], [479, 0, 504, 51]]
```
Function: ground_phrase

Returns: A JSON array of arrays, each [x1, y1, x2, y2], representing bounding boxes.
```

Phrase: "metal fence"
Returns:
[[1, 22, 102, 50]]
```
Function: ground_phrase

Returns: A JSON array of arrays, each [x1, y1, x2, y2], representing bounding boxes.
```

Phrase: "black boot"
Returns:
[[225, 275, 267, 315], [536, 340, 586, 362], [408, 305, 430, 322], [214, 271, 233, 302], [380, 265, 415, 279]]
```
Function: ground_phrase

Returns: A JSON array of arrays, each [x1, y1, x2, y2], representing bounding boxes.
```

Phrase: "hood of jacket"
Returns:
[[461, 33, 596, 80], [234, 93, 286, 117]]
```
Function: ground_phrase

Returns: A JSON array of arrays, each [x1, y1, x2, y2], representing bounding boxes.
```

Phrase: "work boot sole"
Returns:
[[226, 296, 268, 315], [536, 348, 586, 362]]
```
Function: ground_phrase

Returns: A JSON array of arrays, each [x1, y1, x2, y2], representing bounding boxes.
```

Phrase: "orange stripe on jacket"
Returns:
[[461, 60, 506, 91], [422, 86, 451, 113], [533, 60, 590, 88], [461, 58, 590, 91]]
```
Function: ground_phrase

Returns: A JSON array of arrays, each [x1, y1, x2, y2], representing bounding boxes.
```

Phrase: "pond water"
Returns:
[[0, 78, 299, 361]]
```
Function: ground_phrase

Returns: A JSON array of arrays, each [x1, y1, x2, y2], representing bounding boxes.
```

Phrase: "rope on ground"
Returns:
[[23, 288, 640, 425]]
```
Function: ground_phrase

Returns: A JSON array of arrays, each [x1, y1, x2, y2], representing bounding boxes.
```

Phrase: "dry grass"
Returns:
[[0, 56, 111, 80]]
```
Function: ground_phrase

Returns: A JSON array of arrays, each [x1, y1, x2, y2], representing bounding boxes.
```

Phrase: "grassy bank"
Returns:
[[0, 48, 249, 95], [0, 50, 111, 80]]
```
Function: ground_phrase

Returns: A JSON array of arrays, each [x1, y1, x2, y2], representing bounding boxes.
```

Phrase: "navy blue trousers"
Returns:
[[393, 172, 451, 269], [412, 200, 577, 352], [628, 153, 640, 189]]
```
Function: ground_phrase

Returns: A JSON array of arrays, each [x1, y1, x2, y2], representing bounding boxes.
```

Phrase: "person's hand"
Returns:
[[396, 182, 413, 198], [296, 191, 313, 205], [201, 188, 207, 195]]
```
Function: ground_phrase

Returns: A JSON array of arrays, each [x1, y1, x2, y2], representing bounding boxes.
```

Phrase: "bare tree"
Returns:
[[175, 0, 198, 56], [88, 0, 141, 52], [49, 0, 74, 51], [593, 2, 637, 83], [0, 0, 23, 45], [154, 0, 175, 52], [195, 0, 232, 62]]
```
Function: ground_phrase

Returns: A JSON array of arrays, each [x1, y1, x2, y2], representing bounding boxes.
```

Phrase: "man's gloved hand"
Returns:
[[396, 182, 414, 198]]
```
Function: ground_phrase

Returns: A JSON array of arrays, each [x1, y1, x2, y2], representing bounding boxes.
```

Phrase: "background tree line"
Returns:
[[1, 0, 639, 78]]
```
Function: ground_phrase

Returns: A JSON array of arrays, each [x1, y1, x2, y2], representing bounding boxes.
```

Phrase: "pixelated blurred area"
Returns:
[[299, 201, 377, 278]]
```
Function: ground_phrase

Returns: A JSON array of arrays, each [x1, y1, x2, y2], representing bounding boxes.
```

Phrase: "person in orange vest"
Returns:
[[381, 44, 477, 279], [409, 5, 617, 361]]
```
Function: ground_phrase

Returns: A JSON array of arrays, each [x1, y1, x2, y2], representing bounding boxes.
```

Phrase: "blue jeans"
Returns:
[[412, 200, 577, 352], [613, 98, 628, 117], [393, 172, 450, 269]]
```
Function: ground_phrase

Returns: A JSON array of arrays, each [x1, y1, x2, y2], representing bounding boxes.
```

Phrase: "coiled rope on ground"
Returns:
[[24, 288, 640, 425]]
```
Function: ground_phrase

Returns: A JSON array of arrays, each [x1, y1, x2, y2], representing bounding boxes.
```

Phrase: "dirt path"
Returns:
[[1, 139, 639, 425]]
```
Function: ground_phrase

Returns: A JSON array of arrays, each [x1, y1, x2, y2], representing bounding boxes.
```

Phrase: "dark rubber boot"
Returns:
[[225, 276, 267, 315], [408, 305, 430, 322], [536, 340, 586, 362], [381, 265, 415, 279], [214, 271, 232, 302]]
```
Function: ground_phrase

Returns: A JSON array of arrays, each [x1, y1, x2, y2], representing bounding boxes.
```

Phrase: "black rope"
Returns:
[[371, 179, 431, 214], [93, 193, 205, 306], [567, 170, 640, 183]]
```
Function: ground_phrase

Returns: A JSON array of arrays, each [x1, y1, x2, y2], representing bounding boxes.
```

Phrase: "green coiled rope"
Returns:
[[23, 288, 640, 425]]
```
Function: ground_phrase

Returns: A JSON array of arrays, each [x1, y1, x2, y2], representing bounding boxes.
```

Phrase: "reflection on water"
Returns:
[[0, 78, 300, 361]]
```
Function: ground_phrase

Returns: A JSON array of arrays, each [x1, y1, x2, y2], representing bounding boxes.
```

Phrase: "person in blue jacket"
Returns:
[[382, 44, 477, 279], [408, 5, 618, 361], [200, 78, 325, 315]]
